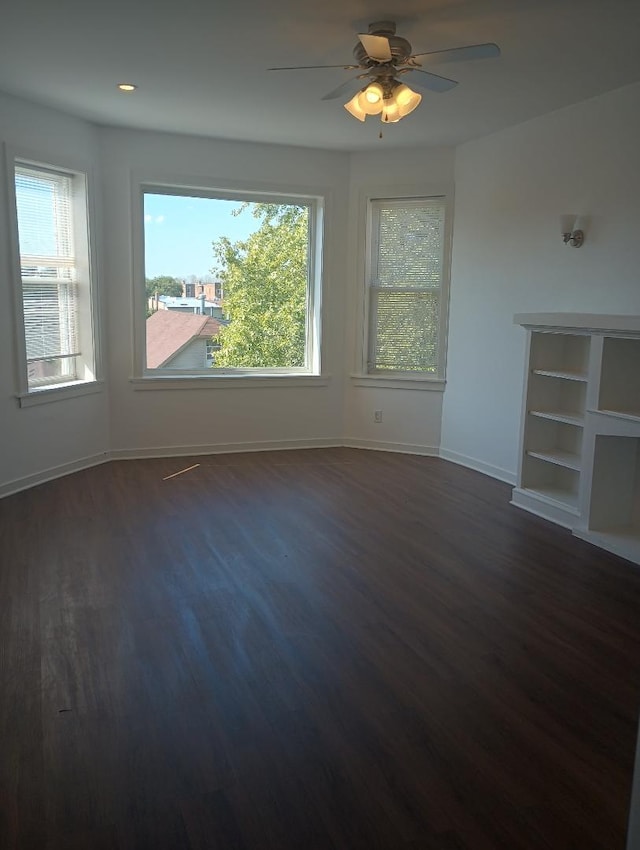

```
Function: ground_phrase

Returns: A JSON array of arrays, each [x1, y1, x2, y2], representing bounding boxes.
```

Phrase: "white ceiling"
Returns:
[[1, 0, 640, 151]]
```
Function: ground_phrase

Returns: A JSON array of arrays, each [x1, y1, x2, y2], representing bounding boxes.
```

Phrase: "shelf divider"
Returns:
[[595, 408, 640, 424], [529, 409, 585, 427], [526, 449, 581, 471], [532, 368, 588, 382], [521, 485, 579, 511]]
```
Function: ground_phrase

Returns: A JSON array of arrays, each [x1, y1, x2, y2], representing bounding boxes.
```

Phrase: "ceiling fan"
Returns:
[[269, 21, 500, 124]]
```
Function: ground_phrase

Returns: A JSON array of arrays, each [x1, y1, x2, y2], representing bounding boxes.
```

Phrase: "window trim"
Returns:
[[16, 379, 105, 408], [131, 172, 326, 384], [5, 144, 102, 406], [352, 184, 453, 389]]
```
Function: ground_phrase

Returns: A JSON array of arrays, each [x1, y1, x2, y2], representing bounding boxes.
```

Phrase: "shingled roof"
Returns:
[[146, 310, 222, 368]]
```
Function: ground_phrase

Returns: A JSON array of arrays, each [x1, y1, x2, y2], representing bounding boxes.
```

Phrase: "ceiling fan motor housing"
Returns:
[[353, 20, 413, 66]]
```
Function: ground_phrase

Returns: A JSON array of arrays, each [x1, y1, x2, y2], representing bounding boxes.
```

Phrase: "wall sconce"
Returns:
[[560, 214, 585, 248]]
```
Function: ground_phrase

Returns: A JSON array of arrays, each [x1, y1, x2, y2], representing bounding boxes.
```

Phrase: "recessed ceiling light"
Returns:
[[117, 83, 137, 92]]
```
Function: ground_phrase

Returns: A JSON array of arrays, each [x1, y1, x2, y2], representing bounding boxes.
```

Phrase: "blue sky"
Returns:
[[143, 194, 259, 280]]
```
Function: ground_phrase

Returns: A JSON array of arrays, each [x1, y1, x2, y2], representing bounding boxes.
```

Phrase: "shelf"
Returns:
[[596, 409, 640, 423], [529, 409, 585, 427], [529, 331, 590, 376], [532, 369, 588, 382], [587, 434, 640, 565], [527, 374, 586, 426], [526, 449, 581, 471], [520, 454, 580, 513], [521, 485, 579, 511], [599, 337, 640, 415]]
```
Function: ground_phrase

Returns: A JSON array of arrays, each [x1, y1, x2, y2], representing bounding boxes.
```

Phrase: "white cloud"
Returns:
[[144, 214, 152, 223], [156, 215, 165, 224]]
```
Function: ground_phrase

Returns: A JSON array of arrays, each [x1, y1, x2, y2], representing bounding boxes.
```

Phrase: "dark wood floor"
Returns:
[[1, 448, 640, 849]]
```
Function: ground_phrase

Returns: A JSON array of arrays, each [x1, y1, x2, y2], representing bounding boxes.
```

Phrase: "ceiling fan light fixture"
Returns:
[[344, 93, 367, 121], [363, 82, 384, 105], [357, 90, 383, 115], [381, 99, 401, 123], [344, 81, 422, 123], [271, 21, 501, 129], [357, 87, 384, 114], [393, 83, 422, 117]]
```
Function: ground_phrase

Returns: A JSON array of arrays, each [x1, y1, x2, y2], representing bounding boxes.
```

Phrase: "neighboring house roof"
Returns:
[[146, 310, 222, 368]]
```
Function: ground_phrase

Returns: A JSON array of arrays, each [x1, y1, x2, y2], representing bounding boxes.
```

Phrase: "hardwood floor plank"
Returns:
[[181, 790, 249, 850]]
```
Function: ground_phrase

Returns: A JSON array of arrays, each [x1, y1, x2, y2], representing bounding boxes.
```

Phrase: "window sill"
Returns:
[[130, 374, 331, 390], [17, 380, 104, 408], [350, 374, 446, 391]]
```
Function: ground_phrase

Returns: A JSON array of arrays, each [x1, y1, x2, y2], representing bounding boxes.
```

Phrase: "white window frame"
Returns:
[[131, 174, 326, 388], [5, 146, 102, 407], [351, 186, 453, 390]]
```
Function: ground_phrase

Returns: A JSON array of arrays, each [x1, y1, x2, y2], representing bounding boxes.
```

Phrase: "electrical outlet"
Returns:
[[374, 409, 383, 423]]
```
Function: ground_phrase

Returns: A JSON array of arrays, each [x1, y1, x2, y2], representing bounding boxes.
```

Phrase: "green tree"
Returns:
[[145, 275, 183, 300], [212, 203, 308, 368]]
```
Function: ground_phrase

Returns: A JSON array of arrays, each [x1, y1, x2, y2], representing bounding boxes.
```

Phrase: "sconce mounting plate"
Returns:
[[570, 229, 584, 248]]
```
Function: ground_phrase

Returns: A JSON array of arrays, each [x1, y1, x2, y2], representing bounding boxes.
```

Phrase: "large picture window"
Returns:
[[367, 197, 448, 377], [140, 186, 322, 377], [13, 161, 96, 394]]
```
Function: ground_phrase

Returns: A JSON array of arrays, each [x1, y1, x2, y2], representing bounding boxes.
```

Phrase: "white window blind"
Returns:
[[15, 165, 80, 388], [368, 198, 445, 375]]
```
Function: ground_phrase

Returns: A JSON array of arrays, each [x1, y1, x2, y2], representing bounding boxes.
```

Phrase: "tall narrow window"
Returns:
[[14, 162, 95, 392], [367, 197, 447, 377]]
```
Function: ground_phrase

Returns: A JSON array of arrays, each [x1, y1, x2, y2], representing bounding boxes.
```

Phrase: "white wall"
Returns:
[[0, 92, 109, 495], [441, 82, 640, 482], [4, 81, 640, 489], [99, 128, 350, 456], [343, 147, 455, 453]]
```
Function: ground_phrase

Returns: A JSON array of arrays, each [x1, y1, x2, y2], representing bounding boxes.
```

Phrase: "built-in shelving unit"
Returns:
[[513, 329, 588, 524], [597, 336, 640, 420], [575, 434, 640, 562], [511, 314, 640, 565]]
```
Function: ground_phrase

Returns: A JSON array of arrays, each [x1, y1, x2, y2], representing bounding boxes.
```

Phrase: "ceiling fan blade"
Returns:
[[410, 42, 500, 66], [268, 63, 361, 71], [400, 68, 458, 93], [321, 75, 367, 101], [357, 33, 392, 62]]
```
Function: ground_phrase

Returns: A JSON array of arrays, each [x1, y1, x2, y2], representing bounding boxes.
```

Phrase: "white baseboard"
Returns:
[[0, 452, 110, 499], [342, 438, 439, 456], [438, 448, 516, 485], [109, 437, 343, 461], [0, 440, 514, 499], [510, 489, 577, 530]]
